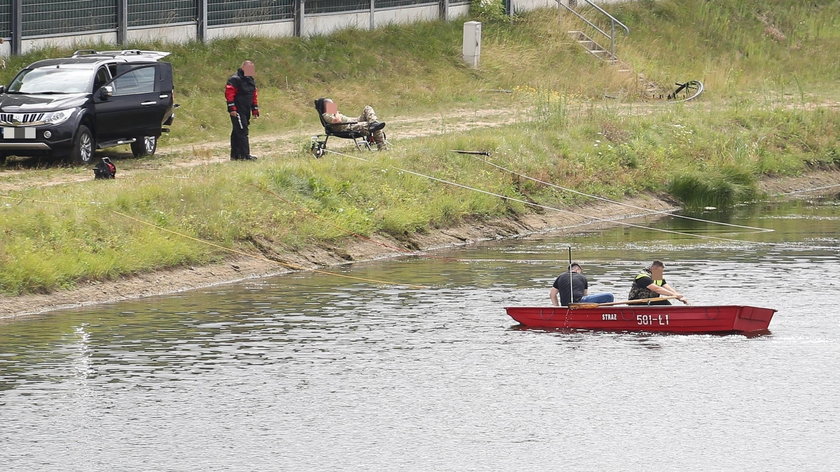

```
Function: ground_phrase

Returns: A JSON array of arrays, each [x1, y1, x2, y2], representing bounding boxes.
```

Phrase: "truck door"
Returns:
[[94, 64, 161, 141]]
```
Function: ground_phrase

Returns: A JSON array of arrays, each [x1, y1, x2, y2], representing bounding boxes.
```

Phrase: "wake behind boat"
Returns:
[[505, 304, 776, 334]]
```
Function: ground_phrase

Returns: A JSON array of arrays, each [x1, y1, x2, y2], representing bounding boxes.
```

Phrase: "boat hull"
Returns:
[[504, 305, 776, 333]]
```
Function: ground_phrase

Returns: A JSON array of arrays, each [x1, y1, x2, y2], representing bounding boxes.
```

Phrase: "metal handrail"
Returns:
[[557, 0, 630, 58]]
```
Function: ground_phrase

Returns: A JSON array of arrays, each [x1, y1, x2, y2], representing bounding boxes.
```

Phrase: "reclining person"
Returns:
[[320, 98, 388, 150]]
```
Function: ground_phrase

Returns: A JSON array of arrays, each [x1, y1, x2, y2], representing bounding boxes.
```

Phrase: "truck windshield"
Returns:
[[8, 67, 93, 94]]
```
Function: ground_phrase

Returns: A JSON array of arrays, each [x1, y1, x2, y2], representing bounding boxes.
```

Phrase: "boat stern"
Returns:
[[732, 306, 777, 332]]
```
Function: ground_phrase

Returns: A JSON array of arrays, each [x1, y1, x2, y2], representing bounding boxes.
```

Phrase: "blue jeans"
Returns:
[[580, 292, 614, 303]]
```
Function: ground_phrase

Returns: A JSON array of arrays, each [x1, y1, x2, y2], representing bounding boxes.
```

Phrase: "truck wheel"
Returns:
[[131, 136, 157, 157], [70, 125, 95, 165]]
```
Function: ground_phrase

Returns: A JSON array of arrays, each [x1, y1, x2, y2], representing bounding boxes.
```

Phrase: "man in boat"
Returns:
[[628, 260, 687, 305], [549, 263, 615, 307]]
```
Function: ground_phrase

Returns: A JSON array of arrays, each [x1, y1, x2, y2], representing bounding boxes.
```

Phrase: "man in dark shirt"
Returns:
[[549, 263, 614, 307]]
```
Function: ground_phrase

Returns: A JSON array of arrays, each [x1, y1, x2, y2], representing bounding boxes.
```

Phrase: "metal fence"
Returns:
[[22, 0, 116, 37], [129, 0, 196, 27], [0, 0, 473, 54], [307, 0, 369, 14], [0, 2, 10, 37], [207, 0, 295, 26]]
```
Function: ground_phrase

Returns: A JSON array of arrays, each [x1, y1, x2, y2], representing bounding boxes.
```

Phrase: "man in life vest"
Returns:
[[549, 262, 614, 307], [225, 60, 259, 160], [628, 260, 687, 305]]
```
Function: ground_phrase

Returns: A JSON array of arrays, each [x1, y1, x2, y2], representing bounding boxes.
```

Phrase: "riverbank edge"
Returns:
[[2, 170, 837, 320]]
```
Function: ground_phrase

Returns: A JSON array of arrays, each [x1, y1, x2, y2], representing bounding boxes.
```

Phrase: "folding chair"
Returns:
[[310, 98, 377, 158]]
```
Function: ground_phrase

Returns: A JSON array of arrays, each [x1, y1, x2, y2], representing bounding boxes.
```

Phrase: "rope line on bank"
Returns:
[[250, 182, 478, 264], [250, 183, 418, 256], [772, 182, 840, 197], [323, 148, 839, 251], [468, 154, 774, 234]]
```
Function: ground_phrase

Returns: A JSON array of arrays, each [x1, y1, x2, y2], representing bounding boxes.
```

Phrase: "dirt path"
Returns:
[[0, 106, 532, 192], [4, 99, 837, 193], [3, 98, 839, 192]]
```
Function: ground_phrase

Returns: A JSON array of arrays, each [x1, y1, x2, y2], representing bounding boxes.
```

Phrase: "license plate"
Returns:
[[2, 127, 37, 139]]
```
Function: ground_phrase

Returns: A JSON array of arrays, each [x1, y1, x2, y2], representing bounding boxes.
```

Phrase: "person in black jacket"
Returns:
[[225, 60, 260, 160]]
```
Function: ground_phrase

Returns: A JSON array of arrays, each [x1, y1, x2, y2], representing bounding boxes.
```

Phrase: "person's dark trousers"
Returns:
[[230, 111, 251, 159]]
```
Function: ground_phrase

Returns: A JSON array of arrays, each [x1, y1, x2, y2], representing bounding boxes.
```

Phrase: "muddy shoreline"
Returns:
[[1, 170, 838, 320]]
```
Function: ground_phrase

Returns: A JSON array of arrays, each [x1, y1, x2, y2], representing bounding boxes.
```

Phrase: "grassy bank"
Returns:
[[1, 0, 839, 296]]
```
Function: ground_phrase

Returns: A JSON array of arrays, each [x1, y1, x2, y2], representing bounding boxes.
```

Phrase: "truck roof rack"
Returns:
[[71, 50, 171, 60]]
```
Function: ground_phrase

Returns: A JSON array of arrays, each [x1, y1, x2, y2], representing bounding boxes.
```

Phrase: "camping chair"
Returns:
[[311, 98, 379, 158]]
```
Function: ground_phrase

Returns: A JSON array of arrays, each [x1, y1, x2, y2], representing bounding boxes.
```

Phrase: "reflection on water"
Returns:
[[1, 197, 839, 470]]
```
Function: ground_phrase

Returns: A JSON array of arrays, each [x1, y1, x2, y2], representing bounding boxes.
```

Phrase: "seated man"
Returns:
[[549, 262, 614, 307], [320, 98, 387, 150], [628, 260, 687, 305]]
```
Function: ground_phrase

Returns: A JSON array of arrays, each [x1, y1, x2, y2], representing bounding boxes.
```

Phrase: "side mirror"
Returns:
[[99, 85, 113, 99], [0, 85, 5, 94]]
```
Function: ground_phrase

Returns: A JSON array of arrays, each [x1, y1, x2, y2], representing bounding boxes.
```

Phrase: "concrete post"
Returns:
[[462, 21, 481, 68], [294, 0, 305, 37], [11, 0, 22, 55], [197, 0, 208, 43], [117, 0, 128, 44], [370, 0, 376, 30]]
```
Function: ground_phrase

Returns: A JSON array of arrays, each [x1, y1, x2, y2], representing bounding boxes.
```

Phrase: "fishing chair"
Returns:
[[310, 98, 380, 158]]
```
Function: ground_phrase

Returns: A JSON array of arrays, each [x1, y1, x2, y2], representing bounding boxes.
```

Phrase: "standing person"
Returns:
[[549, 262, 615, 307], [319, 98, 387, 150], [225, 60, 260, 160], [628, 260, 687, 305]]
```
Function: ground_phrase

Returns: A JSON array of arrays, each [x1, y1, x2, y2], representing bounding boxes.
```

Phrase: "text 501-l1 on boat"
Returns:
[[504, 305, 776, 334]]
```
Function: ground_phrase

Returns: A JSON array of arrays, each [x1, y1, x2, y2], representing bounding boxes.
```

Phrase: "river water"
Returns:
[[2, 195, 838, 471]]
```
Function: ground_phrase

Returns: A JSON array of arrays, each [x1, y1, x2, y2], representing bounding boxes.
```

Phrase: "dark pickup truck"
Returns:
[[0, 49, 176, 164]]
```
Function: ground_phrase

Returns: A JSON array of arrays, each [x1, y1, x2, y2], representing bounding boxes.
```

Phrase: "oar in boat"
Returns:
[[568, 295, 679, 309]]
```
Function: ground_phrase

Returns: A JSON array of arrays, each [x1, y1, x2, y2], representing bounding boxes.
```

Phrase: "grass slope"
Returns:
[[0, 0, 838, 295]]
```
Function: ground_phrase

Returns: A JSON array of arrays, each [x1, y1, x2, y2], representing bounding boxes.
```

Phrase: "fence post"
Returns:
[[117, 0, 128, 45], [197, 0, 208, 43], [294, 0, 305, 37], [370, 0, 375, 30], [439, 0, 449, 21], [11, 0, 22, 55]]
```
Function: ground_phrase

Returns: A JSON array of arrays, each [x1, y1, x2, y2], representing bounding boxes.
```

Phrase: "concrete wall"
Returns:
[[372, 5, 440, 30], [448, 4, 472, 20], [21, 32, 119, 55], [207, 21, 296, 41], [5, 0, 634, 56], [513, 0, 559, 12], [127, 24, 200, 45], [513, 0, 633, 13], [301, 11, 371, 37]]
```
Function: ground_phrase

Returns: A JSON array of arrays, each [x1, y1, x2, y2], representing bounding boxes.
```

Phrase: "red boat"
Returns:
[[504, 305, 776, 333]]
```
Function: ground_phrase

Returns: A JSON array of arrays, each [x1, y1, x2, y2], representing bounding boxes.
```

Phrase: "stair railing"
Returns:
[[557, 0, 630, 58]]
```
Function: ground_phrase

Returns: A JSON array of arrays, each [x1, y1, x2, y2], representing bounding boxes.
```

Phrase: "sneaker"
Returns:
[[244, 155, 258, 160], [369, 121, 386, 132]]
